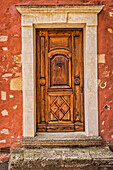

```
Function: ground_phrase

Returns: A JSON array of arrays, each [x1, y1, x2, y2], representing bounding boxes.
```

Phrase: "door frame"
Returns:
[[16, 5, 104, 137]]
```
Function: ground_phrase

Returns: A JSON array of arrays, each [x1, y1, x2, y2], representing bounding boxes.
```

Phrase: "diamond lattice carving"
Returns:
[[50, 96, 71, 121]]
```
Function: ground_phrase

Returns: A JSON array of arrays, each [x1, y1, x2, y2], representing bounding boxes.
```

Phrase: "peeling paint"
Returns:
[[14, 34, 19, 37], [101, 130, 104, 133], [9, 94, 14, 98], [98, 79, 101, 85], [109, 12, 113, 17], [15, 72, 21, 77], [102, 121, 105, 125], [10, 77, 22, 90], [1, 109, 8, 116], [13, 105, 17, 110], [2, 73, 13, 78], [2, 47, 8, 51], [107, 28, 113, 33], [0, 140, 6, 143], [103, 71, 110, 77], [13, 67, 18, 70], [98, 54, 105, 63], [1, 91, 6, 100], [0, 36, 8, 42], [0, 129, 9, 135], [11, 136, 14, 138]]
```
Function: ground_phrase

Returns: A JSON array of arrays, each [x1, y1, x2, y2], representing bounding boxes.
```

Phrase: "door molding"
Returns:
[[16, 5, 104, 137]]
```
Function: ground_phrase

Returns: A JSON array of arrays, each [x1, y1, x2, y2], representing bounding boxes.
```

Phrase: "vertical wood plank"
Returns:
[[74, 30, 80, 123], [72, 31, 75, 91], [36, 31, 41, 124], [45, 31, 48, 123], [79, 30, 84, 125], [74, 30, 84, 131], [40, 35, 45, 122]]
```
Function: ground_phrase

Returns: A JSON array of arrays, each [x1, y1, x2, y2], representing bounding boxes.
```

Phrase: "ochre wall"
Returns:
[[0, 0, 113, 149]]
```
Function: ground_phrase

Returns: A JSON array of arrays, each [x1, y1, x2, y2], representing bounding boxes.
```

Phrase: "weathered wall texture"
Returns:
[[0, 0, 113, 149]]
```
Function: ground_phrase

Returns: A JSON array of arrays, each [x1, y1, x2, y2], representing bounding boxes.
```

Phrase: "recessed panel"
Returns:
[[50, 55, 69, 87], [50, 36, 69, 49], [48, 92, 73, 123]]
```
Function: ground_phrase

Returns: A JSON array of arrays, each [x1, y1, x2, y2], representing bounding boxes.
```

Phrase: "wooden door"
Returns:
[[36, 29, 84, 132]]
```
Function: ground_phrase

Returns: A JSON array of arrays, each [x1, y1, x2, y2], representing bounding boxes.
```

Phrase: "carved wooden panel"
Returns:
[[48, 30, 72, 51], [49, 37, 69, 49], [48, 93, 73, 123], [50, 55, 70, 87]]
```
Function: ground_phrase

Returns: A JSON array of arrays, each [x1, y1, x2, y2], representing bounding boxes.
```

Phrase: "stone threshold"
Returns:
[[9, 146, 113, 169], [22, 133, 102, 148]]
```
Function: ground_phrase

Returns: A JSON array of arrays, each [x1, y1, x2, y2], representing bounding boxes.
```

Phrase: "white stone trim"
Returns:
[[16, 5, 104, 14], [16, 5, 104, 137]]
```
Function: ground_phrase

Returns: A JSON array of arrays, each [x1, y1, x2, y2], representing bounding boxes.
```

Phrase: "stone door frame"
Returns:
[[16, 5, 104, 137]]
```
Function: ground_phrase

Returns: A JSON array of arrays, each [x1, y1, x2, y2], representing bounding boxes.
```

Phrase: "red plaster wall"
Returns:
[[0, 0, 113, 149]]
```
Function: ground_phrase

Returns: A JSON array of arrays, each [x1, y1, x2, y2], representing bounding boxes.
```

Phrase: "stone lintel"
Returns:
[[16, 5, 104, 14]]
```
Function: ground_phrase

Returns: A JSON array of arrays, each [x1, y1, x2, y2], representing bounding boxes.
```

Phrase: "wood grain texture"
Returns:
[[36, 29, 84, 132]]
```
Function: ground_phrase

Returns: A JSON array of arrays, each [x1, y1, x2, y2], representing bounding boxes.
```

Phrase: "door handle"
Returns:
[[74, 76, 80, 85]]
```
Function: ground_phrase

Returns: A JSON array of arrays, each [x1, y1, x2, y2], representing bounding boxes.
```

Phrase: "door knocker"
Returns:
[[74, 76, 80, 85], [56, 60, 63, 68]]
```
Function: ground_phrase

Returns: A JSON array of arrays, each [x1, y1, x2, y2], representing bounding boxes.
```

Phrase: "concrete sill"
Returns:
[[22, 133, 102, 148]]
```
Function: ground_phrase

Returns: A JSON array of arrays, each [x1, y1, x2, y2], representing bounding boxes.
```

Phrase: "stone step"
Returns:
[[9, 147, 113, 170], [22, 133, 102, 147]]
